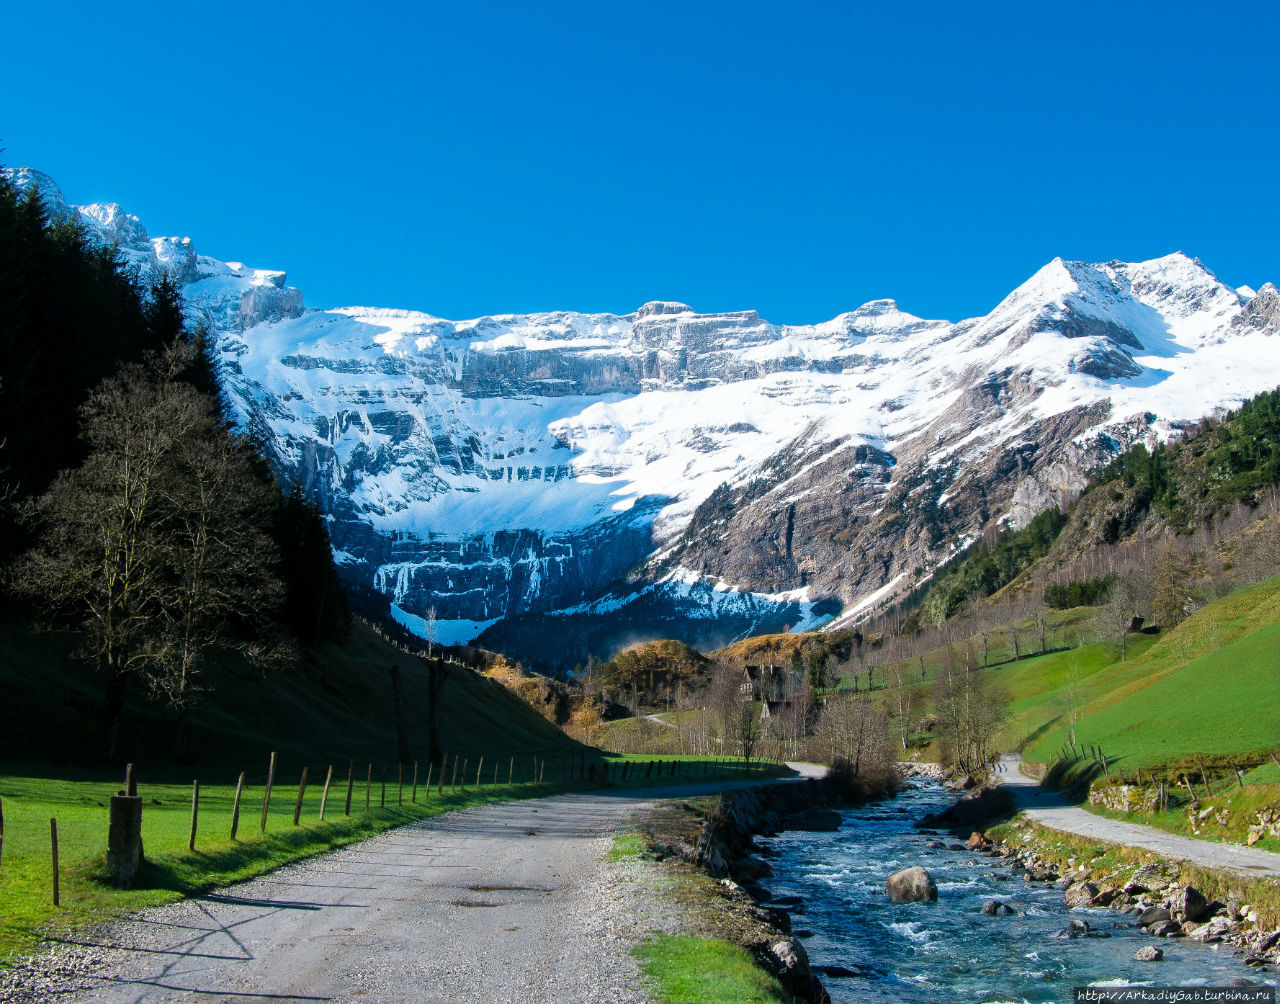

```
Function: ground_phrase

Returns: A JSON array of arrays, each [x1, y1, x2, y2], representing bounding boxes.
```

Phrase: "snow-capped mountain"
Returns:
[[10, 167, 1280, 664]]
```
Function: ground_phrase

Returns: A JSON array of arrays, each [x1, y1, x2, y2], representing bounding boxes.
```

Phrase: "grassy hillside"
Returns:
[[0, 615, 579, 779], [1021, 575, 1280, 769]]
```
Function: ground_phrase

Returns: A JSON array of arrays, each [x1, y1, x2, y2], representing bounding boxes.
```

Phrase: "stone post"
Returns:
[[107, 792, 144, 888]]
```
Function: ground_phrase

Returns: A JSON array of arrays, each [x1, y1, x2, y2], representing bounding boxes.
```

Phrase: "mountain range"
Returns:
[[9, 166, 1279, 666]]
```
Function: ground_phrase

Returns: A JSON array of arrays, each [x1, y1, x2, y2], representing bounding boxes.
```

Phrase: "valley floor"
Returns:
[[998, 755, 1280, 878], [4, 767, 823, 1003]]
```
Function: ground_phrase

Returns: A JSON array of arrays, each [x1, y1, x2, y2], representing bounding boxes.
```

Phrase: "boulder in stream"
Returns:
[[1170, 885, 1208, 923], [1053, 919, 1109, 939], [886, 866, 938, 903], [1063, 881, 1100, 907], [1133, 945, 1164, 961]]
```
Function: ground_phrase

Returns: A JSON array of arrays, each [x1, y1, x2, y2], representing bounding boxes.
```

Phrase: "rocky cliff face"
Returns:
[[11, 167, 1279, 663]]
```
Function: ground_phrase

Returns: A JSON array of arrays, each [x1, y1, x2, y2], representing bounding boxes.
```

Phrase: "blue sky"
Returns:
[[2, 1, 1276, 324]]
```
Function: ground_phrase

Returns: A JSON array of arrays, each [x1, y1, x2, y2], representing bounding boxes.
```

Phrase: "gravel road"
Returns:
[[997, 754, 1280, 879], [6, 765, 824, 1004]]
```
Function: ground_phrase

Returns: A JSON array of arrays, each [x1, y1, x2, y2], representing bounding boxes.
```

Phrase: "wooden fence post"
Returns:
[[366, 763, 372, 811], [439, 755, 447, 796], [380, 766, 386, 808], [1232, 764, 1245, 790], [451, 757, 459, 792], [460, 759, 468, 791], [424, 762, 434, 797], [1182, 774, 1197, 802], [508, 757, 514, 785], [293, 767, 309, 826], [493, 761, 498, 785], [50, 818, 59, 906], [320, 765, 335, 820], [476, 756, 484, 787], [229, 772, 246, 841], [0, 795, 5, 867], [411, 761, 419, 803], [260, 751, 277, 833], [397, 763, 404, 806], [345, 761, 354, 816], [188, 780, 200, 851]]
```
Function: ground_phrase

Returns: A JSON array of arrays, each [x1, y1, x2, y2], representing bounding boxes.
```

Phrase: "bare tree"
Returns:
[[707, 662, 763, 765], [150, 428, 282, 754], [1151, 544, 1193, 629], [19, 363, 204, 756], [883, 659, 919, 753], [932, 648, 1009, 773], [815, 691, 893, 778], [1099, 568, 1151, 661], [424, 604, 439, 660], [16, 347, 285, 758]]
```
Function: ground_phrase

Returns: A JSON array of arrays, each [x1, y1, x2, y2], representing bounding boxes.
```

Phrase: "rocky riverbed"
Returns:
[[657, 772, 1280, 1003]]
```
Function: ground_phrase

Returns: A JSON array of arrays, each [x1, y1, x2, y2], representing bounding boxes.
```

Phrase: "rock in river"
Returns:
[[886, 866, 938, 903]]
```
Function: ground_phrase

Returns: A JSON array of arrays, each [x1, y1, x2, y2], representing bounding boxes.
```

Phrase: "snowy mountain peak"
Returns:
[[635, 300, 693, 317], [7, 164, 1278, 656]]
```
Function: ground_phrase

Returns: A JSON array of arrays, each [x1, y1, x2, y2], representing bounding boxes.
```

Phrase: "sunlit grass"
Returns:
[[635, 933, 786, 1003]]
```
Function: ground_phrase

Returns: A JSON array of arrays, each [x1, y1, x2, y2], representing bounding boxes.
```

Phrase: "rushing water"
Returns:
[[758, 779, 1276, 1003]]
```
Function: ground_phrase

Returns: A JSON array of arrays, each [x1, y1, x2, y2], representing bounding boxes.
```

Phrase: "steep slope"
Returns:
[[10, 167, 1279, 666]]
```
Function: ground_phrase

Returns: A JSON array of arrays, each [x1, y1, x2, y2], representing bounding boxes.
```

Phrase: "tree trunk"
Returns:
[[175, 707, 191, 763], [104, 664, 127, 762]]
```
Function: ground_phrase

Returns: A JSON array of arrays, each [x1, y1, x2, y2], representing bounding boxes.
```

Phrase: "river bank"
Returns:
[[975, 818, 1280, 970], [634, 763, 906, 1002], [645, 769, 1280, 1002]]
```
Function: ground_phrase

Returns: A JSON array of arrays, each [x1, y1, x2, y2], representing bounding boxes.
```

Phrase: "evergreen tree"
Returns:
[[275, 486, 351, 644]]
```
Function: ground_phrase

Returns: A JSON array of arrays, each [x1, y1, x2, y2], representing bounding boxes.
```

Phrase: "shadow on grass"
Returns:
[[1042, 758, 1106, 801], [87, 815, 402, 897], [1019, 713, 1064, 751]]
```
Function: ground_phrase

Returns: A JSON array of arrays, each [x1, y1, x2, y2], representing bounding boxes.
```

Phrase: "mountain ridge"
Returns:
[[8, 166, 1278, 665]]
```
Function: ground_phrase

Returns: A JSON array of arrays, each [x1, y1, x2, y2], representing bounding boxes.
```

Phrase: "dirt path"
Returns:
[[996, 754, 1280, 880], [18, 764, 824, 1004]]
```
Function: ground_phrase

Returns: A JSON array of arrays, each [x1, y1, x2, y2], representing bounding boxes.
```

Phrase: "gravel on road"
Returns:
[[2, 765, 824, 1003]]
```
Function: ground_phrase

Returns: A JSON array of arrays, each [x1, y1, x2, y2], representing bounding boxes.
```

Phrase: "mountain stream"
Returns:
[[759, 779, 1275, 1002]]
